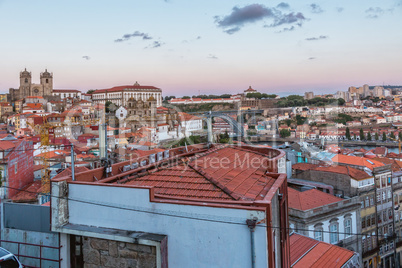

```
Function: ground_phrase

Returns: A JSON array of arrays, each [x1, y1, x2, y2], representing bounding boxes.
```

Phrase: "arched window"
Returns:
[[314, 223, 324, 241], [329, 218, 339, 244], [25, 78, 28, 83], [46, 78, 49, 83], [344, 217, 352, 237]]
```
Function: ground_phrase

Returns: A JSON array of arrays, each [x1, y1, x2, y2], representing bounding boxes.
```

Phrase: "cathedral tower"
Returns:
[[19, 68, 32, 98], [40, 69, 53, 96]]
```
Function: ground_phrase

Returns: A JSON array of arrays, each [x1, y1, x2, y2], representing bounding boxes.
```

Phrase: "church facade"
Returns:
[[9, 69, 53, 101]]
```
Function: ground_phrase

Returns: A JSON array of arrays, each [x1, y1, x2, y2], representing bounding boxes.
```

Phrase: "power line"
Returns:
[[4, 185, 402, 240]]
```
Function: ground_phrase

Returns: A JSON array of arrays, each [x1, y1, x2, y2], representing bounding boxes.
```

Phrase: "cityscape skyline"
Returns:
[[0, 0, 401, 97]]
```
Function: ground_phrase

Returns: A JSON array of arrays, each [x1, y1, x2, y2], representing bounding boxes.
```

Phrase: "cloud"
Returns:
[[305, 35, 328, 41], [310, 3, 324, 13], [82, 56, 90, 60], [277, 2, 290, 9], [277, 26, 295, 33], [214, 4, 307, 34], [207, 54, 218, 59], [267, 12, 306, 27], [224, 27, 241, 34], [308, 57, 316, 60], [365, 7, 384, 18], [336, 7, 344, 12], [114, 31, 153, 42], [146, 41, 164, 49]]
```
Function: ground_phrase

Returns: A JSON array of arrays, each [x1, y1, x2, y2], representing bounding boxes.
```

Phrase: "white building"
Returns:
[[50, 145, 290, 268], [52, 89, 82, 100], [92, 82, 162, 107], [178, 112, 203, 137]]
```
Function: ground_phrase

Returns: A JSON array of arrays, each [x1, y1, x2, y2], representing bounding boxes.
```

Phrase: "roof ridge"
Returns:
[[187, 162, 239, 200]]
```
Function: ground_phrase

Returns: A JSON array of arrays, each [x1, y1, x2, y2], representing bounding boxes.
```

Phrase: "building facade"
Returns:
[[92, 82, 162, 107]]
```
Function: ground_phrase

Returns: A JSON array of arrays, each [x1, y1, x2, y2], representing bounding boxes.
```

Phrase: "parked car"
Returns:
[[0, 247, 23, 268]]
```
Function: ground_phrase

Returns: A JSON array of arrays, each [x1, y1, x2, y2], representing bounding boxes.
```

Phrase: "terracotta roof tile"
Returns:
[[288, 188, 343, 211], [290, 233, 355, 268], [331, 154, 384, 170], [11, 181, 42, 203]]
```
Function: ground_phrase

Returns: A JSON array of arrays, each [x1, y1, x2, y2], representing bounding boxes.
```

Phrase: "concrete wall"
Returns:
[[53, 183, 268, 268], [1, 203, 60, 268]]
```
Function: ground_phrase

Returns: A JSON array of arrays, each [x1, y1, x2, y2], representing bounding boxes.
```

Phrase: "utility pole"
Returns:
[[71, 143, 75, 181]]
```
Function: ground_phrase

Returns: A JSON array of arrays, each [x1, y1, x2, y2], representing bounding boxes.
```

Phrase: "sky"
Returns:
[[0, 0, 401, 97]]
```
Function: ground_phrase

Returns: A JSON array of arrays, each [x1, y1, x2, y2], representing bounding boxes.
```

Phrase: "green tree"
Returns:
[[359, 128, 365, 141], [390, 132, 395, 140], [284, 119, 292, 127], [280, 129, 291, 138], [382, 132, 387, 142], [86, 89, 95, 94], [345, 127, 351, 140], [295, 115, 307, 125], [367, 132, 372, 141], [182, 96, 191, 99], [105, 101, 113, 113], [337, 98, 345, 106], [375, 132, 379, 141]]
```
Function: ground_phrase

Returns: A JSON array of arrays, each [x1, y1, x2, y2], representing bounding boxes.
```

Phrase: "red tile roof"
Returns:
[[290, 233, 355, 268], [53, 89, 81, 93], [178, 112, 202, 122], [11, 180, 42, 203], [93, 85, 160, 94], [188, 147, 276, 201], [117, 146, 280, 201], [122, 163, 234, 200], [288, 188, 343, 211], [331, 154, 384, 170], [52, 166, 90, 180]]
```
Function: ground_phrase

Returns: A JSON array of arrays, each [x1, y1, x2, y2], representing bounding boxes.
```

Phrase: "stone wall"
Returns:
[[83, 237, 156, 268]]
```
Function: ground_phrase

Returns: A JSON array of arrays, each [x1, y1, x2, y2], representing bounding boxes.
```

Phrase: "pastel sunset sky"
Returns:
[[0, 0, 401, 97]]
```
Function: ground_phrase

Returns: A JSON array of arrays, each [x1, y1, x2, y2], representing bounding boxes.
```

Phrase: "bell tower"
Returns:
[[19, 68, 32, 98], [40, 69, 53, 96]]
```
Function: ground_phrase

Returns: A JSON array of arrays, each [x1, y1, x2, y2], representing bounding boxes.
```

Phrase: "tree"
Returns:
[[375, 132, 379, 141], [337, 98, 345, 106], [345, 127, 351, 140], [360, 128, 365, 141], [382, 132, 387, 142], [182, 96, 191, 99], [280, 129, 291, 138], [390, 132, 395, 140], [86, 89, 95, 94], [367, 132, 372, 141], [284, 119, 292, 127], [295, 115, 307, 125], [105, 101, 113, 113]]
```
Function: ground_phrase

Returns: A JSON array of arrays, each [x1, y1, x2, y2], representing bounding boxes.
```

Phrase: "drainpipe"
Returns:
[[246, 218, 257, 268], [71, 143, 75, 181]]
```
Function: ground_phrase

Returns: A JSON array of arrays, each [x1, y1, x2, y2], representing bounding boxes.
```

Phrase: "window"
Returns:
[[314, 227, 323, 241], [365, 197, 369, 207], [344, 218, 352, 237], [370, 196, 374, 206], [362, 217, 366, 229], [330, 222, 339, 244], [371, 215, 376, 226], [366, 217, 371, 228]]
